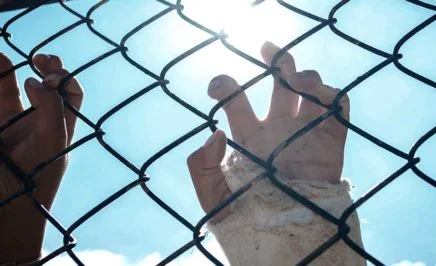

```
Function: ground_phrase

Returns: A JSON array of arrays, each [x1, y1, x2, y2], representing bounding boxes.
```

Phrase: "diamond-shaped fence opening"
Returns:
[[0, 0, 435, 265]]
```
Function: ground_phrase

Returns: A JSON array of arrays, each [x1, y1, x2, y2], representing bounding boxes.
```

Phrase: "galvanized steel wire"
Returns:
[[0, 0, 435, 265]]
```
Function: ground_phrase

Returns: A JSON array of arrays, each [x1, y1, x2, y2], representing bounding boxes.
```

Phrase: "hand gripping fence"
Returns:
[[0, 0, 435, 265]]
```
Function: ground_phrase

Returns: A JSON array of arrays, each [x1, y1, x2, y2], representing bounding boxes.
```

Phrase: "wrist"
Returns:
[[0, 203, 45, 265], [0, 234, 43, 265]]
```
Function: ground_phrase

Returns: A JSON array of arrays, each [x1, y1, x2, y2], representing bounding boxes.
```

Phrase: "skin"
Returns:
[[187, 42, 350, 223], [0, 53, 83, 264], [0, 41, 348, 263]]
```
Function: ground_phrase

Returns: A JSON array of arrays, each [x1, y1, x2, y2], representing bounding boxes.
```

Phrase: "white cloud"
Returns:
[[391, 261, 427, 266], [43, 244, 429, 266], [42, 239, 229, 266], [43, 249, 129, 266]]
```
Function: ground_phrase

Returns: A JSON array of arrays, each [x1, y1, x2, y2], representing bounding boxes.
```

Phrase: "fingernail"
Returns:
[[208, 77, 221, 90], [44, 73, 58, 86], [27, 77, 43, 89]]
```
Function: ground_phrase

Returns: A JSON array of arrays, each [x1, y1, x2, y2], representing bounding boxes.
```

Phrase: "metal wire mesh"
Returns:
[[0, 0, 435, 265]]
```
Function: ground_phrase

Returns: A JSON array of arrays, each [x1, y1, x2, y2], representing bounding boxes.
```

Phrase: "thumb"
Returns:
[[187, 130, 231, 222]]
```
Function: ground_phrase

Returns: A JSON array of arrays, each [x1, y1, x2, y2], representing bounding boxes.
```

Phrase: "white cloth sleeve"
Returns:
[[207, 151, 366, 266]]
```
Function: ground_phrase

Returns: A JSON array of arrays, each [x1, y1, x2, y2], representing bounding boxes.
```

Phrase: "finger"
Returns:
[[322, 87, 350, 140], [187, 130, 231, 222], [20, 78, 66, 172], [32, 54, 63, 76], [0, 53, 24, 117], [261, 42, 298, 119], [24, 78, 66, 144], [42, 69, 83, 145], [18, 78, 67, 209], [33, 54, 82, 145], [208, 75, 258, 145], [295, 70, 325, 122]]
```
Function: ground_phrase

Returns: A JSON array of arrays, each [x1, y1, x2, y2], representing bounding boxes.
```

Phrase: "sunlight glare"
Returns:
[[182, 0, 302, 52], [172, 1, 307, 120]]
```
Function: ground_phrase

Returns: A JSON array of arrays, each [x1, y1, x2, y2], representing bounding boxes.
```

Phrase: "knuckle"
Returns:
[[49, 69, 83, 97], [276, 53, 295, 67], [53, 68, 70, 78], [53, 69, 81, 89], [302, 70, 322, 83], [275, 53, 296, 76], [290, 70, 322, 89]]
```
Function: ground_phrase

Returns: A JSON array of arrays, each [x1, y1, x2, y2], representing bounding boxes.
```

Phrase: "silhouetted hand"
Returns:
[[0, 53, 83, 264], [187, 42, 350, 222]]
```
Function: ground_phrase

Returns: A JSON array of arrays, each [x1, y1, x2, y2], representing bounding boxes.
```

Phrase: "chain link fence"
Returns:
[[0, 0, 435, 265]]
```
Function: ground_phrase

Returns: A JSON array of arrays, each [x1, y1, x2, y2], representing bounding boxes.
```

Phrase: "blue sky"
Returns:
[[0, 0, 435, 265]]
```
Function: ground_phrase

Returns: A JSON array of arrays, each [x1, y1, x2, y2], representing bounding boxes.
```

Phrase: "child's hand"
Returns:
[[0, 53, 83, 263], [187, 42, 350, 222]]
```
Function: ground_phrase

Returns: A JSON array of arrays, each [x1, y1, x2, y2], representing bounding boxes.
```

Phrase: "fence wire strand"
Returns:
[[0, 0, 435, 265]]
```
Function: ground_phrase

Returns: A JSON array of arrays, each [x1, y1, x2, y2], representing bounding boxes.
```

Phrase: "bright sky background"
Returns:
[[0, 0, 435, 265]]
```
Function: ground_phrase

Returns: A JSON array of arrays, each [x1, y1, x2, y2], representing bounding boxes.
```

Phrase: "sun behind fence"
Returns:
[[0, 0, 435, 265]]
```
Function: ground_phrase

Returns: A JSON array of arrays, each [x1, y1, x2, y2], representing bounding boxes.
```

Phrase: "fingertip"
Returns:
[[24, 77, 44, 106], [25, 77, 44, 90], [203, 130, 227, 148], [214, 129, 227, 146], [32, 53, 63, 75], [32, 54, 50, 66], [25, 77, 62, 103], [263, 41, 275, 47], [0, 53, 21, 98], [260, 41, 279, 64], [207, 74, 239, 100], [261, 41, 278, 53], [215, 129, 226, 139], [187, 146, 205, 168], [0, 52, 14, 71], [47, 54, 63, 69]]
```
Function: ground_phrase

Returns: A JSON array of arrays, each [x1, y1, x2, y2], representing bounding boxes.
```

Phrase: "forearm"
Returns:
[[208, 151, 365, 266], [0, 198, 44, 265], [0, 169, 52, 265]]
